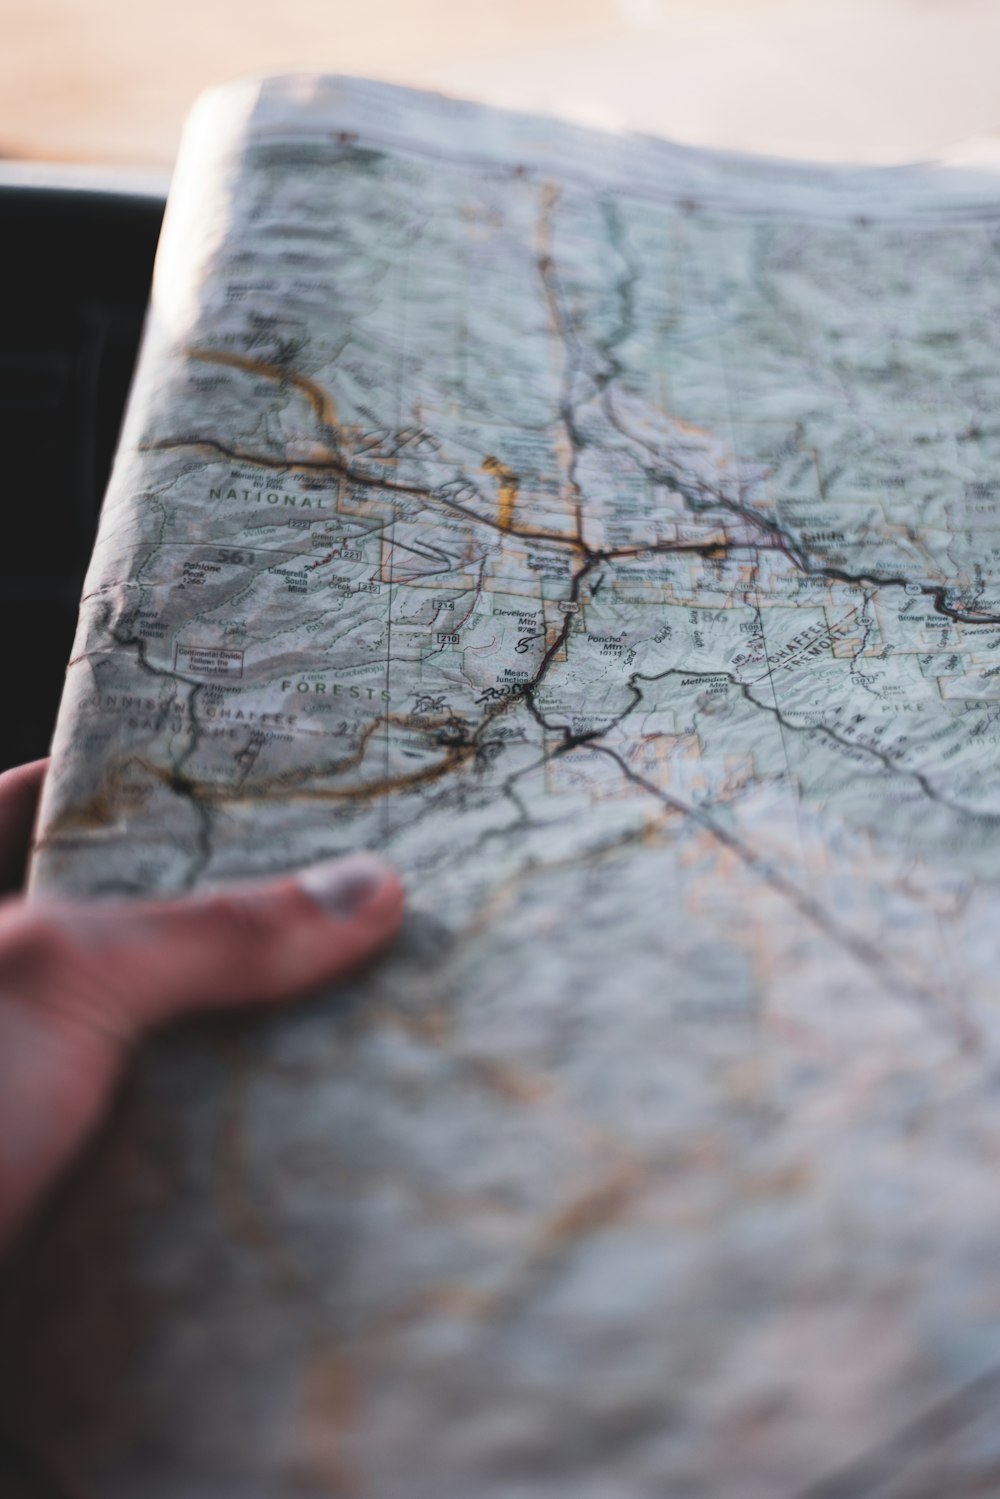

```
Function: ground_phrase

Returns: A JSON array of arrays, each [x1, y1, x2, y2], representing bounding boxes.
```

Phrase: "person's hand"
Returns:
[[0, 759, 404, 1250]]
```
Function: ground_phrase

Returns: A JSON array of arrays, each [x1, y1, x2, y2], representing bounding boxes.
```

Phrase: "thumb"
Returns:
[[34, 852, 406, 1039], [0, 854, 403, 1248]]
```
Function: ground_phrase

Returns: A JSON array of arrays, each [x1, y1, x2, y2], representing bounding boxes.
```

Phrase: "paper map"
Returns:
[[16, 75, 1000, 1497]]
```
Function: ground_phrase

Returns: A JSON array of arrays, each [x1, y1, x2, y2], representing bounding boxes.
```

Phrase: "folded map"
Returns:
[[17, 72, 1000, 1498]]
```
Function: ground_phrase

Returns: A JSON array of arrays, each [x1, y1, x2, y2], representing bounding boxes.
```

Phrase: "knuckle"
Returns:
[[175, 888, 313, 985], [202, 890, 289, 946], [0, 908, 121, 1039], [0, 909, 76, 986]]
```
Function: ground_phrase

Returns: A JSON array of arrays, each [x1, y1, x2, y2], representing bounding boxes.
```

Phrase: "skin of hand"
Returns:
[[0, 759, 405, 1251]]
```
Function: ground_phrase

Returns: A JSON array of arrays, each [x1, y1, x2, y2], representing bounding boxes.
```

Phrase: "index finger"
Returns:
[[0, 759, 48, 895]]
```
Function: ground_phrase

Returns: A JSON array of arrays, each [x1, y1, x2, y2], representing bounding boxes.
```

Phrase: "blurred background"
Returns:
[[2, 0, 1000, 171]]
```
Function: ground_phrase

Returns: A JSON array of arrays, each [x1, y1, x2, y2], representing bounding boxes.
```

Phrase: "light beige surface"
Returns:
[[1, 0, 999, 168]]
